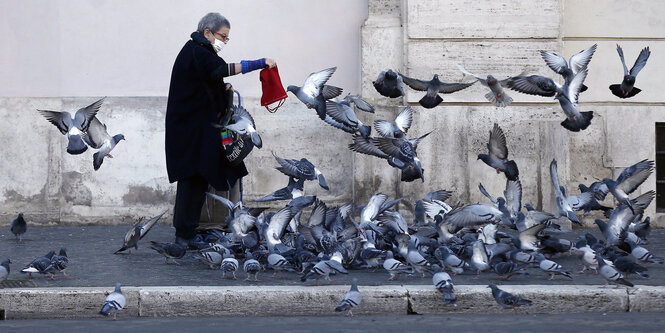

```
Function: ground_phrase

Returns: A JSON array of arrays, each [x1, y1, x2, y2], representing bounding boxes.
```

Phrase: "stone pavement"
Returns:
[[0, 225, 664, 287]]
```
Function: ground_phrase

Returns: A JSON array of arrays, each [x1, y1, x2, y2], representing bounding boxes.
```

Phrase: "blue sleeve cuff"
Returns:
[[241, 58, 266, 74]]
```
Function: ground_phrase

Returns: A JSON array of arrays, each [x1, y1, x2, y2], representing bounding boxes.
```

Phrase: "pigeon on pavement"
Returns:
[[0, 259, 10, 282], [21, 250, 55, 278], [287, 67, 343, 119], [149, 241, 186, 265], [44, 247, 70, 279], [243, 250, 262, 281], [373, 69, 404, 98], [383, 250, 413, 280], [99, 283, 126, 320], [488, 283, 532, 313], [400, 73, 475, 108], [596, 254, 634, 288], [82, 116, 125, 170], [432, 266, 456, 305], [610, 44, 651, 98], [536, 253, 572, 280], [335, 278, 362, 316], [477, 123, 519, 180], [37, 97, 104, 155], [10, 212, 27, 242]]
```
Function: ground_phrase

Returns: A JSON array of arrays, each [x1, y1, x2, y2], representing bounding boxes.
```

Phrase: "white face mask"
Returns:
[[212, 37, 225, 53]]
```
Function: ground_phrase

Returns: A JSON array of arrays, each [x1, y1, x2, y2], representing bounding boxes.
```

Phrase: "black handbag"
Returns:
[[219, 90, 254, 167]]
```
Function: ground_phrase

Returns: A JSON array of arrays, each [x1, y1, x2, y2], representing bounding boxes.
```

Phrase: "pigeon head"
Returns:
[[385, 250, 394, 259], [385, 69, 397, 79], [624, 75, 635, 85], [601, 178, 615, 187], [113, 134, 126, 143], [115, 283, 122, 293], [18, 212, 24, 217], [487, 283, 497, 290], [59, 247, 67, 257], [477, 154, 490, 163], [286, 85, 298, 94], [486, 75, 498, 85]]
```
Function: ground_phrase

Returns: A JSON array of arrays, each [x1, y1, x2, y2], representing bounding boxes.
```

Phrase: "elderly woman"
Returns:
[[166, 12, 276, 247]]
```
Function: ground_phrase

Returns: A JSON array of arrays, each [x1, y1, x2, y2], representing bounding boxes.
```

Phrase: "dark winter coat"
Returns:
[[165, 32, 248, 190]]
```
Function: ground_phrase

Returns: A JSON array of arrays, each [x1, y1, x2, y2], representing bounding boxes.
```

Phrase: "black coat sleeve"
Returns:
[[192, 45, 230, 82]]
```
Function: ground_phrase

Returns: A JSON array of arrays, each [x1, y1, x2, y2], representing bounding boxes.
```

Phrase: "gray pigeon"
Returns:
[[477, 123, 519, 180], [343, 94, 375, 113], [221, 253, 239, 279], [471, 240, 490, 278], [596, 254, 634, 288], [444, 204, 503, 227], [602, 159, 654, 214], [540, 44, 597, 92], [383, 250, 413, 280], [265, 206, 295, 252], [194, 249, 224, 269], [287, 67, 343, 120], [300, 260, 332, 285], [507, 69, 593, 132], [268, 250, 296, 278], [627, 240, 664, 265], [149, 241, 186, 265], [255, 177, 305, 202], [82, 116, 125, 170], [373, 69, 404, 98], [400, 73, 475, 108], [550, 159, 586, 225], [488, 284, 532, 313], [243, 250, 262, 281], [21, 250, 55, 278], [115, 210, 167, 254], [610, 44, 651, 98], [432, 266, 456, 305], [457, 64, 525, 107], [406, 241, 430, 277], [325, 100, 372, 138], [10, 212, 27, 242], [38, 97, 103, 154], [335, 278, 362, 316], [434, 246, 469, 275], [212, 103, 262, 148], [374, 106, 412, 139], [99, 283, 126, 320], [491, 260, 527, 281], [44, 247, 69, 279], [0, 259, 10, 282], [273, 153, 329, 190], [536, 253, 572, 280]]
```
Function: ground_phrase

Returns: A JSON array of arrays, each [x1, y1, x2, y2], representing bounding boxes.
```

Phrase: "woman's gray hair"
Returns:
[[197, 12, 230, 33]]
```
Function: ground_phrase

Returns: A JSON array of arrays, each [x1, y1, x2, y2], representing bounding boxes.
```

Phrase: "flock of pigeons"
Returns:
[[3, 43, 658, 318]]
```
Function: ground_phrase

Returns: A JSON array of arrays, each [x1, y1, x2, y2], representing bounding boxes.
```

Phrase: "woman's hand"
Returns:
[[265, 58, 276, 68], [225, 83, 233, 91]]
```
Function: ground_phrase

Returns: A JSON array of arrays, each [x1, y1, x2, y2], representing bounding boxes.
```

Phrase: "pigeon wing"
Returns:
[[616, 44, 629, 76], [400, 74, 430, 91], [504, 179, 522, 214], [630, 46, 651, 77], [438, 81, 475, 93], [394, 106, 413, 134], [568, 44, 597, 74], [37, 110, 70, 135], [540, 50, 569, 74], [348, 135, 389, 158], [301, 67, 337, 98], [139, 210, 167, 239], [75, 97, 105, 131], [506, 75, 558, 97], [345, 94, 375, 113], [487, 123, 508, 160], [615, 159, 654, 195]]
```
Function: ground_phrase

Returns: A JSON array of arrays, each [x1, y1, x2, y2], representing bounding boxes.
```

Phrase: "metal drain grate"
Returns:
[[0, 280, 37, 288]]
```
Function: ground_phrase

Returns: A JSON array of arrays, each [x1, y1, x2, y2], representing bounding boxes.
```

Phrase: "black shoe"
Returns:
[[175, 236, 196, 250]]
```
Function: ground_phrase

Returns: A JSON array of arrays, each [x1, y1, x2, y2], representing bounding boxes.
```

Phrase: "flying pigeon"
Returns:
[[456, 64, 525, 107], [10, 212, 27, 242], [287, 67, 343, 119], [601, 159, 654, 214], [149, 241, 186, 265], [272, 153, 329, 190], [82, 116, 125, 170], [115, 210, 167, 254], [550, 159, 588, 225], [477, 123, 519, 180], [373, 69, 404, 98], [99, 283, 126, 320], [335, 278, 362, 316], [325, 99, 372, 138], [374, 106, 413, 139], [37, 97, 104, 154], [400, 73, 475, 108], [488, 284, 532, 313], [0, 259, 10, 282], [211, 103, 262, 148], [432, 266, 456, 305], [343, 94, 375, 113], [540, 44, 597, 92], [609, 44, 651, 98], [255, 177, 305, 202], [507, 69, 593, 132]]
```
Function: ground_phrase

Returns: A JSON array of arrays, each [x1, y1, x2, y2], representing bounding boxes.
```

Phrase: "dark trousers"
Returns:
[[173, 173, 209, 240]]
